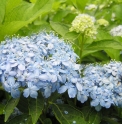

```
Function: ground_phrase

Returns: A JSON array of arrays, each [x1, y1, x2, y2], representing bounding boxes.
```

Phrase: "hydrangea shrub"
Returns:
[[1, 0, 122, 124]]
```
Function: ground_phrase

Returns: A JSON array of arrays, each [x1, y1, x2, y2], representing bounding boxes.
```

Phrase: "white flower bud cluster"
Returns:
[[85, 4, 97, 10], [110, 25, 122, 37]]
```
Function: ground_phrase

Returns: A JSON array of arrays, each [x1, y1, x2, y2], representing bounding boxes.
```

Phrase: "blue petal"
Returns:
[[34, 69, 40, 78], [27, 82, 33, 88], [58, 85, 67, 94], [1, 74, 5, 83], [100, 99, 105, 107], [7, 76, 15, 86], [0, 70, 2, 75], [11, 63, 18, 67], [3, 82, 11, 92], [18, 64, 25, 71], [31, 86, 39, 91], [105, 101, 111, 108], [9, 71, 16, 76], [77, 92, 88, 103], [23, 88, 30, 98], [90, 93, 97, 99], [91, 99, 99, 107], [50, 75, 57, 82], [11, 89, 20, 98], [39, 74, 48, 81], [71, 78, 77, 83], [44, 87, 51, 98], [76, 83, 82, 91], [95, 104, 102, 111], [30, 90, 38, 98], [68, 87, 77, 98], [52, 82, 60, 92], [6, 63, 11, 72]]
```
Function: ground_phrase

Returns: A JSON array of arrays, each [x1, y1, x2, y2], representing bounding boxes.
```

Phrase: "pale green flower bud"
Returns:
[[70, 14, 97, 38], [111, 13, 116, 21], [97, 19, 109, 27], [99, 4, 105, 9]]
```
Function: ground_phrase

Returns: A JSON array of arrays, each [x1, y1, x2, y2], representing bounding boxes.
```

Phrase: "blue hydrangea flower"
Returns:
[[78, 61, 122, 110], [0, 32, 81, 99]]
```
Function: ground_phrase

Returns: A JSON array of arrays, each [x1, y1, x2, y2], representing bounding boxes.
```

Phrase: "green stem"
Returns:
[[74, 97, 77, 105], [39, 118, 44, 124], [79, 34, 85, 63], [0, 85, 4, 91]]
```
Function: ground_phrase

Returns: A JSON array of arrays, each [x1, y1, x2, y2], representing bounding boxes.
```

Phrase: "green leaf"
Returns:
[[0, 0, 54, 40], [67, 0, 76, 7], [76, 0, 88, 12], [102, 117, 120, 124], [82, 49, 98, 58], [4, 98, 20, 122], [0, 0, 7, 24], [81, 106, 93, 121], [91, 51, 110, 61], [64, 13, 77, 23], [4, 0, 54, 22], [105, 49, 120, 60], [83, 55, 97, 63], [64, 32, 79, 40], [6, 114, 32, 124], [17, 22, 51, 36], [112, 4, 122, 20], [84, 40, 122, 50], [114, 106, 122, 118], [48, 92, 61, 103], [95, 30, 112, 41], [30, 0, 36, 3], [81, 106, 101, 124], [52, 10, 69, 22], [82, 39, 122, 58], [50, 21, 69, 36], [43, 118, 52, 124], [51, 103, 87, 124], [17, 95, 29, 113], [89, 110, 101, 124], [28, 94, 44, 124], [5, 0, 22, 15], [0, 104, 5, 115]]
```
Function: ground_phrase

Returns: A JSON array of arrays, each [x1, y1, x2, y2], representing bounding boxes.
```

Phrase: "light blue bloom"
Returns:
[[0, 32, 80, 99], [43, 84, 52, 98], [23, 82, 39, 98], [3, 76, 20, 98], [77, 91, 88, 103], [79, 61, 122, 110], [58, 82, 77, 98]]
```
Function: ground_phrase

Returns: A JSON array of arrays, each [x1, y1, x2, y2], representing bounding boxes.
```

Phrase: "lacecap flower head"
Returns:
[[0, 32, 82, 99], [69, 14, 97, 38], [110, 25, 122, 37]]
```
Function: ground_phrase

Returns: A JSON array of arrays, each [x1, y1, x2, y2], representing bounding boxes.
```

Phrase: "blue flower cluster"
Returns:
[[77, 61, 122, 111], [0, 33, 81, 99]]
